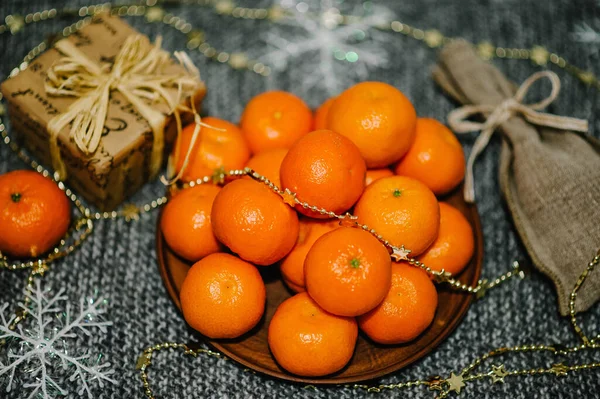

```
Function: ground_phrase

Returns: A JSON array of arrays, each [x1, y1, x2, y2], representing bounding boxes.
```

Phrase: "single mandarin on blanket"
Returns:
[[0, 170, 71, 258]]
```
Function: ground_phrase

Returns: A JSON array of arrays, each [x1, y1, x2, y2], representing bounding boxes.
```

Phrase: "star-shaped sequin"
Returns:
[[121, 203, 141, 222], [391, 245, 411, 262], [32, 261, 49, 277], [426, 375, 444, 391], [211, 167, 227, 185], [424, 29, 444, 48], [551, 363, 569, 377], [530, 46, 549, 65], [339, 212, 358, 227], [477, 41, 495, 60], [446, 372, 465, 393], [490, 364, 508, 384], [280, 189, 297, 207], [145, 7, 165, 23]]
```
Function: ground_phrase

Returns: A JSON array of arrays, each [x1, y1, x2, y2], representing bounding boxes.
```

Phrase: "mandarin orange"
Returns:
[[279, 218, 339, 293], [180, 253, 266, 339], [304, 227, 392, 317], [314, 97, 335, 130], [365, 168, 394, 186], [280, 130, 366, 218], [211, 179, 299, 265], [160, 184, 222, 262], [172, 117, 250, 182], [327, 81, 416, 168], [240, 91, 313, 154], [395, 118, 465, 194], [358, 262, 438, 344], [245, 148, 288, 188], [418, 202, 474, 275], [0, 170, 71, 258], [354, 176, 440, 256], [268, 292, 357, 376]]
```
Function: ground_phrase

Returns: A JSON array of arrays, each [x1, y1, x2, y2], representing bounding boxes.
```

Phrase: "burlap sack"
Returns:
[[432, 40, 600, 315]]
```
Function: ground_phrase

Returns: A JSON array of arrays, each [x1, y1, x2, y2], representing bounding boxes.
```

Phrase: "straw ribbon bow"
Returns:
[[448, 70, 589, 203], [45, 34, 201, 180]]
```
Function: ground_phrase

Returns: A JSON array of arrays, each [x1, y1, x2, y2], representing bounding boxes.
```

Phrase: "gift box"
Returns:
[[1, 14, 206, 211]]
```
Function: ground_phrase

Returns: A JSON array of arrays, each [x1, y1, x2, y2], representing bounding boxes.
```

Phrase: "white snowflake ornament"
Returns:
[[0, 281, 115, 399], [258, 0, 394, 95], [572, 19, 600, 54]]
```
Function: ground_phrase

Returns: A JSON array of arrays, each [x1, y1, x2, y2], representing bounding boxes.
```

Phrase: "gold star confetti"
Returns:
[[211, 167, 227, 185], [490, 364, 508, 384], [477, 41, 495, 60], [427, 375, 444, 391], [268, 5, 285, 21], [6, 15, 24, 34], [424, 30, 444, 48], [579, 71, 596, 85], [280, 189, 297, 207], [391, 245, 411, 261], [446, 372, 465, 393], [434, 270, 453, 284], [530, 46, 549, 65], [339, 212, 358, 227], [215, 0, 234, 15], [136, 353, 152, 371], [121, 203, 141, 222], [551, 363, 569, 377], [32, 261, 49, 276], [145, 7, 164, 23], [229, 53, 249, 69], [476, 279, 489, 299]]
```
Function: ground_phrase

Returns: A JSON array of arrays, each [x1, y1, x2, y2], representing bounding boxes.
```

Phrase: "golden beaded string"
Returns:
[[0, 2, 598, 398]]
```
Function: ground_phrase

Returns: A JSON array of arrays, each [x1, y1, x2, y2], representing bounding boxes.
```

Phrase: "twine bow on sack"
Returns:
[[447, 70, 589, 203], [45, 34, 202, 181]]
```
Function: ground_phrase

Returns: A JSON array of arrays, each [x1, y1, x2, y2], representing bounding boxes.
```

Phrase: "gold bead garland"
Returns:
[[135, 251, 600, 399], [0, 2, 598, 398]]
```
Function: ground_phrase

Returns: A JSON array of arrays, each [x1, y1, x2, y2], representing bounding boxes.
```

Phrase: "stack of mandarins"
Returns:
[[161, 82, 475, 377]]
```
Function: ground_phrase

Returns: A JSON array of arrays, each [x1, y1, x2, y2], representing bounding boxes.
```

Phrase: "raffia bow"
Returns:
[[447, 70, 589, 203], [45, 34, 202, 181]]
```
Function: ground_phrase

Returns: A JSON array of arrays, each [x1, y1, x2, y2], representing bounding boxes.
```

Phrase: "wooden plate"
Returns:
[[156, 186, 483, 384]]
